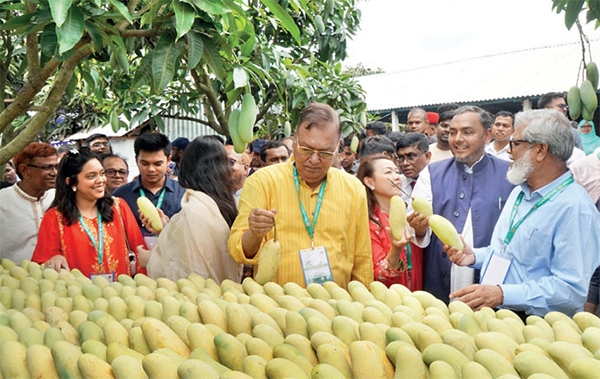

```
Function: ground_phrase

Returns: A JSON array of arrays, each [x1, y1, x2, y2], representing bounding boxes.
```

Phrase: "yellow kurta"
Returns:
[[228, 161, 373, 288]]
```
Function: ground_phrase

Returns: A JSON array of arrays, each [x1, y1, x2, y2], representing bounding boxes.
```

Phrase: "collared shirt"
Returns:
[[428, 143, 454, 163], [113, 175, 185, 235], [472, 171, 600, 317], [485, 142, 511, 161], [0, 185, 55, 264], [399, 174, 416, 204], [228, 161, 373, 288]]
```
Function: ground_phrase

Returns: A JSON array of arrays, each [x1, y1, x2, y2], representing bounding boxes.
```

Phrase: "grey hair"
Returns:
[[514, 109, 574, 162], [454, 106, 494, 130], [408, 107, 427, 119]]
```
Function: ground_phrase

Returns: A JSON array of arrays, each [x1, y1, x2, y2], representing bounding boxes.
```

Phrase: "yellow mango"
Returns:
[[389, 196, 406, 239], [136, 197, 163, 232], [429, 214, 463, 250], [254, 239, 281, 285], [411, 196, 433, 217]]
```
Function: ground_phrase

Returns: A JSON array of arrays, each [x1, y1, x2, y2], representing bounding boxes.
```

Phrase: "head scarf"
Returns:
[[578, 120, 600, 155]]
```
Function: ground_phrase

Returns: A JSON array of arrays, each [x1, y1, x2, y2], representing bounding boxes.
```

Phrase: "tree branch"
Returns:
[[0, 45, 94, 165], [160, 113, 211, 127], [192, 69, 229, 133], [256, 94, 278, 121], [25, 0, 40, 80]]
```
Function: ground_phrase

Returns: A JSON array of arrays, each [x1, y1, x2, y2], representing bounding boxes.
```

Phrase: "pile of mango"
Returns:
[[1, 258, 600, 379]]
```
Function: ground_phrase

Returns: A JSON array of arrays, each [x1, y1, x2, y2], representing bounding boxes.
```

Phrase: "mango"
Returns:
[[136, 197, 163, 232]]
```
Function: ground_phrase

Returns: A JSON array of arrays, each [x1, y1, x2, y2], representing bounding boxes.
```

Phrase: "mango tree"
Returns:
[[0, 0, 366, 167]]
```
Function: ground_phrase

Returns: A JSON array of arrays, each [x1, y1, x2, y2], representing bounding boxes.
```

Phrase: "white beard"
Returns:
[[507, 150, 535, 185]]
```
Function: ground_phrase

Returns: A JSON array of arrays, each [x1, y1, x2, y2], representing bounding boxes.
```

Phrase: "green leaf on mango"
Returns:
[[174, 0, 195, 40], [49, 0, 72, 27], [56, 5, 84, 54]]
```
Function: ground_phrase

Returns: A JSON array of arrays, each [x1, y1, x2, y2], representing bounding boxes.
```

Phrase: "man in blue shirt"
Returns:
[[447, 109, 600, 317], [113, 133, 185, 235]]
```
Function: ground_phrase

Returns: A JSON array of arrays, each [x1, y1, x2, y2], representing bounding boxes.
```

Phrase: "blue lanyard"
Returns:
[[139, 188, 165, 209], [504, 176, 574, 245], [293, 165, 326, 247], [78, 211, 104, 267]]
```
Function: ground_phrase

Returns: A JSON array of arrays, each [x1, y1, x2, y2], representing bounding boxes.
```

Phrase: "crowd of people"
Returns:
[[1, 92, 600, 319]]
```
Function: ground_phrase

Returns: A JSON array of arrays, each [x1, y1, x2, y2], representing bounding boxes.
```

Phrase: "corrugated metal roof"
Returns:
[[357, 40, 600, 112]]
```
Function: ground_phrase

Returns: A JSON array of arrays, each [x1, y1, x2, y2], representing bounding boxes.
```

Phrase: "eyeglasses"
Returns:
[[508, 139, 531, 150], [27, 164, 58, 172], [91, 142, 110, 148], [556, 104, 568, 110], [296, 144, 337, 160], [396, 151, 425, 164], [105, 169, 128, 177]]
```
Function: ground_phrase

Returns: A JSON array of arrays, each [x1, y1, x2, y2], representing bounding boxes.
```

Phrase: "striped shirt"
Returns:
[[228, 161, 373, 288]]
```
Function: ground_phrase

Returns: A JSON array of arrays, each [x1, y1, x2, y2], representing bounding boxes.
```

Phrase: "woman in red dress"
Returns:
[[33, 149, 146, 279], [357, 154, 422, 290]]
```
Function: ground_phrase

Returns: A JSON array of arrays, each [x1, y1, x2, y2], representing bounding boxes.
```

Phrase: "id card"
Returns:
[[480, 253, 511, 286], [299, 246, 333, 286], [90, 271, 115, 283]]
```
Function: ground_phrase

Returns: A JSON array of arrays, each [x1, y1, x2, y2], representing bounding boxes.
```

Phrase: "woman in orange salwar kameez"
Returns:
[[32, 149, 146, 279]]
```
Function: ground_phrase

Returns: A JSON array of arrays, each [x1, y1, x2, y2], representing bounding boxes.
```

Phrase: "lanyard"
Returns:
[[78, 211, 104, 267], [139, 187, 166, 209], [293, 165, 327, 247], [503, 176, 574, 245]]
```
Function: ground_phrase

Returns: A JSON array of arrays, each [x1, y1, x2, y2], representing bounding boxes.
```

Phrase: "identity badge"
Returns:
[[299, 246, 333, 286]]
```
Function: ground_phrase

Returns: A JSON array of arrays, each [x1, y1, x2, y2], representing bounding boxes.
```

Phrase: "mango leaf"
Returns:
[[565, 0, 585, 29], [49, 0, 72, 27], [0, 13, 32, 31], [85, 21, 104, 51], [152, 33, 185, 94], [81, 67, 96, 96], [259, 0, 301, 45], [186, 0, 230, 14], [173, 0, 195, 40], [233, 66, 248, 89], [108, 0, 132, 24], [40, 24, 57, 57], [186, 31, 203, 69], [57, 5, 84, 54], [65, 74, 77, 99], [132, 51, 153, 89], [286, 63, 310, 78], [153, 115, 165, 132], [201, 35, 224, 79]]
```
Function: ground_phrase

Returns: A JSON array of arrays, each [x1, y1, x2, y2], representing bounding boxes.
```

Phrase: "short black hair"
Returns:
[[396, 132, 429, 153], [366, 121, 387, 135], [495, 111, 515, 125], [360, 135, 396, 158], [537, 92, 566, 109], [260, 140, 290, 163], [83, 134, 109, 147], [134, 132, 171, 157], [437, 103, 460, 114], [385, 131, 404, 144], [439, 110, 456, 122]]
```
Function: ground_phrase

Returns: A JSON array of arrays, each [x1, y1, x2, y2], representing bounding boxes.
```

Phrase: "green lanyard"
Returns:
[[504, 176, 574, 245], [78, 211, 104, 267], [293, 165, 327, 247], [139, 188, 166, 209], [406, 243, 413, 271]]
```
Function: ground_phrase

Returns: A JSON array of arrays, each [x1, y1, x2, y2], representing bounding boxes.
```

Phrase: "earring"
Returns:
[[72, 187, 77, 192], [370, 186, 375, 190]]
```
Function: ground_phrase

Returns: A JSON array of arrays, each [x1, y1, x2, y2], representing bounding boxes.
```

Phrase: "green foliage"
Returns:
[[553, 0, 600, 29], [0, 0, 366, 165]]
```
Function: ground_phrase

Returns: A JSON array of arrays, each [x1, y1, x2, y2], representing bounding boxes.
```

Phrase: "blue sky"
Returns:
[[344, 0, 600, 73]]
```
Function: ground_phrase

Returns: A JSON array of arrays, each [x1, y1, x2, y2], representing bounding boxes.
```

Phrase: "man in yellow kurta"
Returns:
[[228, 103, 373, 288]]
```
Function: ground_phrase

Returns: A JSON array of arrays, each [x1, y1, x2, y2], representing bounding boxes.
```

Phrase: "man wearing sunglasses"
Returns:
[[0, 142, 57, 264], [229, 102, 373, 288], [447, 109, 600, 317]]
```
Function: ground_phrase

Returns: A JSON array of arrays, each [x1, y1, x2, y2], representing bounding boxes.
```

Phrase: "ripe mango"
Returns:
[[429, 214, 464, 250], [389, 196, 407, 240], [411, 196, 433, 217], [254, 239, 281, 285], [136, 197, 163, 232]]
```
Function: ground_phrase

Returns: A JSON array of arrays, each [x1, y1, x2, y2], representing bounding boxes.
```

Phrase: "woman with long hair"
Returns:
[[142, 136, 243, 283], [357, 153, 420, 289], [32, 150, 146, 278]]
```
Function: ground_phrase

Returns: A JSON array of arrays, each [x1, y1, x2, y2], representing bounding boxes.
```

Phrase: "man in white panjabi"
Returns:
[[0, 143, 58, 264]]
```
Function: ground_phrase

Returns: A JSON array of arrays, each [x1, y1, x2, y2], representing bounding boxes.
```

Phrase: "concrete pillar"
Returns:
[[391, 110, 399, 132], [522, 98, 533, 110]]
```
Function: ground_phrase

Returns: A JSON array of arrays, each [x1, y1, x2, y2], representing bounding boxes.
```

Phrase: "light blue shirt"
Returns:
[[473, 171, 600, 317]]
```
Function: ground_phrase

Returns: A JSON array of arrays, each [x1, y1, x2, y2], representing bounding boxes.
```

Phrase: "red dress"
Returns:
[[32, 198, 147, 278], [369, 205, 423, 290]]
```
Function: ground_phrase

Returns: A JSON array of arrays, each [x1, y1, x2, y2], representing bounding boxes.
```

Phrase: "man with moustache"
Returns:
[[485, 111, 514, 161], [102, 154, 129, 195], [407, 106, 515, 303], [113, 133, 185, 235], [0, 143, 58, 263], [447, 109, 600, 317], [429, 110, 454, 162]]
